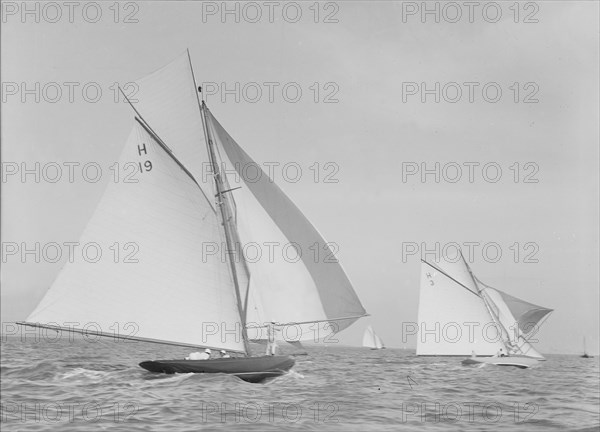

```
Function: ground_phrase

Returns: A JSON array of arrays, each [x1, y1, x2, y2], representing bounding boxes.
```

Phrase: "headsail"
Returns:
[[417, 255, 551, 358], [482, 288, 548, 358], [204, 108, 367, 342], [23, 120, 246, 353], [488, 285, 553, 335]]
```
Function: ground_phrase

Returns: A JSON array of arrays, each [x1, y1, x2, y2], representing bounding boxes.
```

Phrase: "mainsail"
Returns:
[[205, 108, 367, 342], [362, 326, 384, 349], [129, 52, 214, 198], [23, 120, 245, 353], [21, 51, 366, 352], [132, 52, 366, 343], [417, 254, 552, 358]]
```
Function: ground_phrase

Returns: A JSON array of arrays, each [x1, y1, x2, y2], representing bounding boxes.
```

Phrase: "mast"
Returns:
[[460, 250, 515, 353], [187, 51, 252, 356]]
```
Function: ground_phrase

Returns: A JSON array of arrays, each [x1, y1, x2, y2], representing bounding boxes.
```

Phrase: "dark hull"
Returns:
[[139, 355, 295, 383]]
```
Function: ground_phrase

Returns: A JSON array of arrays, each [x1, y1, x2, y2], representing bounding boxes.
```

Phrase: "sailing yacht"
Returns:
[[581, 337, 593, 358], [17, 51, 367, 382], [362, 326, 385, 350], [417, 252, 553, 368]]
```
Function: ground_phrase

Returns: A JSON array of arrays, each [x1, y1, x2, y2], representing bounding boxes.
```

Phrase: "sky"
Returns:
[[1, 1, 598, 355]]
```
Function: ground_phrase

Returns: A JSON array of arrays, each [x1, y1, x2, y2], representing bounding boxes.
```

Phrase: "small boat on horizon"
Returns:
[[362, 325, 385, 350], [581, 337, 593, 358]]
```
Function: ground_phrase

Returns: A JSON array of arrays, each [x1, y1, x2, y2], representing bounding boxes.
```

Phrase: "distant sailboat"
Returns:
[[363, 325, 385, 350], [417, 252, 553, 368], [581, 337, 593, 358], [17, 51, 367, 382]]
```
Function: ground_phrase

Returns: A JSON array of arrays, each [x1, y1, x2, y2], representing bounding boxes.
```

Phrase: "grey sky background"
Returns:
[[1, 1, 598, 354]]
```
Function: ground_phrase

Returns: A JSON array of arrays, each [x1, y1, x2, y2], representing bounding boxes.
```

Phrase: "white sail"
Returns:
[[417, 255, 552, 358], [488, 285, 553, 337], [204, 108, 367, 342], [130, 54, 367, 342], [417, 260, 504, 356], [24, 53, 367, 355], [484, 288, 545, 358], [24, 121, 246, 353], [131, 51, 214, 199], [362, 326, 384, 349]]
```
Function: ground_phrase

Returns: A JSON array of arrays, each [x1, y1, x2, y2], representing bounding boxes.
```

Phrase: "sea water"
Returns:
[[1, 335, 598, 431]]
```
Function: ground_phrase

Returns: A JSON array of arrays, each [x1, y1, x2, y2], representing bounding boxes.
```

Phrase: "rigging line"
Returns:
[[118, 86, 215, 211], [421, 259, 480, 298], [460, 251, 512, 349], [474, 277, 510, 297], [132, 117, 210, 205], [216, 186, 242, 197], [118, 88, 173, 152]]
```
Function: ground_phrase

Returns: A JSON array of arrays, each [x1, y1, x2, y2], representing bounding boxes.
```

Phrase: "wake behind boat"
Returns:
[[17, 51, 367, 382]]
